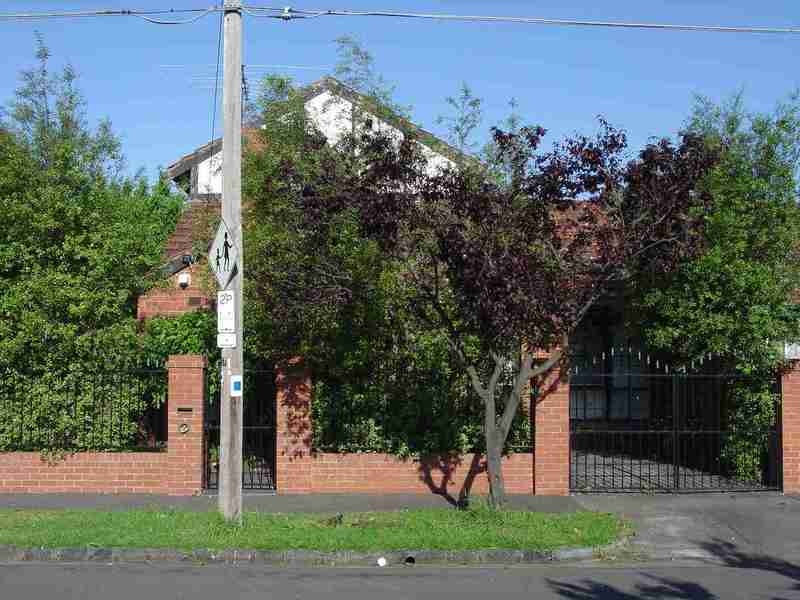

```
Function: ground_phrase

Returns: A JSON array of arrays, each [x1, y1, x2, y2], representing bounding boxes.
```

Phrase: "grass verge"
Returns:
[[0, 506, 626, 552]]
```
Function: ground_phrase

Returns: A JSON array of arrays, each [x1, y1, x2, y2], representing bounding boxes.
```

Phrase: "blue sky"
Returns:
[[2, 1, 799, 181]]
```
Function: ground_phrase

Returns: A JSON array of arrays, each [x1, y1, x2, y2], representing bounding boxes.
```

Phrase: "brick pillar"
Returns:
[[533, 366, 570, 496], [166, 354, 207, 496], [275, 359, 313, 493], [782, 362, 800, 495]]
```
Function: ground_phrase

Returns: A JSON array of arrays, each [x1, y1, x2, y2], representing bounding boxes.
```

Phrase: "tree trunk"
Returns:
[[486, 429, 507, 509], [465, 345, 567, 511]]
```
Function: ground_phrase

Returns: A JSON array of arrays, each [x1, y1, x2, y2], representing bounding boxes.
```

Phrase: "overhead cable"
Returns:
[[0, 7, 219, 25], [209, 10, 224, 151], [242, 5, 800, 34]]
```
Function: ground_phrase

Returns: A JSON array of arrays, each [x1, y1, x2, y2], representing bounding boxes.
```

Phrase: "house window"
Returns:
[[569, 326, 607, 420], [569, 320, 651, 421], [570, 386, 606, 420], [608, 329, 650, 420]]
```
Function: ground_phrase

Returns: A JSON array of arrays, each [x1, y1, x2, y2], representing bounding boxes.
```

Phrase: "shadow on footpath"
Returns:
[[698, 538, 800, 600], [547, 574, 715, 599], [546, 538, 800, 599]]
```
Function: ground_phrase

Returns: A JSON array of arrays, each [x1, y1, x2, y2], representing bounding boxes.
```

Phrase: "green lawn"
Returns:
[[0, 506, 626, 552]]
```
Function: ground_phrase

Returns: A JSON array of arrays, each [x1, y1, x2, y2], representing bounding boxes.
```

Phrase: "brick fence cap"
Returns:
[[167, 355, 208, 369]]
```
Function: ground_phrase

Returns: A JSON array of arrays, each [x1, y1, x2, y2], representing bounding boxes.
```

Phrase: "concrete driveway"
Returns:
[[576, 492, 800, 563]]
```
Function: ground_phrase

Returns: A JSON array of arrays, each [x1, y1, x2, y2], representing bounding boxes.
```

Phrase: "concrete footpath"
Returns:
[[0, 492, 583, 513]]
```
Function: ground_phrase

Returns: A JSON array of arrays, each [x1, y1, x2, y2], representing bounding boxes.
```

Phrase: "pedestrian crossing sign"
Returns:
[[208, 220, 238, 289]]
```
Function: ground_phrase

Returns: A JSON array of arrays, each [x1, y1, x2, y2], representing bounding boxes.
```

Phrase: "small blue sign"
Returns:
[[230, 375, 243, 397]]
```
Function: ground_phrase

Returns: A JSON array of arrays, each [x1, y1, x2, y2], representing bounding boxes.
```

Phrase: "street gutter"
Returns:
[[0, 544, 623, 566]]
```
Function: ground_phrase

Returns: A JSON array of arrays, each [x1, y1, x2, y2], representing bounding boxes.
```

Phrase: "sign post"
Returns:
[[217, 0, 244, 523]]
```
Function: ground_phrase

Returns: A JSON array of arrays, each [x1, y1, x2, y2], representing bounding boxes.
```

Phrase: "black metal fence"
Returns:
[[571, 427, 781, 492], [204, 369, 276, 491], [0, 369, 168, 452], [568, 351, 781, 493]]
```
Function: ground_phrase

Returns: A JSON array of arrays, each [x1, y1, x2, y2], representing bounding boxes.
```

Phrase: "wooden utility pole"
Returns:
[[219, 0, 243, 523]]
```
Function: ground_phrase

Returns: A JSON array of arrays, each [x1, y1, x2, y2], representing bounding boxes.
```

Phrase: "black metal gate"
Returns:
[[569, 349, 781, 493], [204, 368, 277, 492]]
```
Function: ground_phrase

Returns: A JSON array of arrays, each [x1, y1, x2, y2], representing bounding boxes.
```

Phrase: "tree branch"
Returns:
[[497, 351, 534, 443]]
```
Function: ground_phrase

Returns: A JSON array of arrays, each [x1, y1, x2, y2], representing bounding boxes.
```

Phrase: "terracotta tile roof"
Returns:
[[163, 200, 220, 262], [164, 207, 194, 259]]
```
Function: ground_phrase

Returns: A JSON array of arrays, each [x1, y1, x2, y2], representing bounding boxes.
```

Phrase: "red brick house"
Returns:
[[130, 77, 798, 498], [3, 80, 796, 497]]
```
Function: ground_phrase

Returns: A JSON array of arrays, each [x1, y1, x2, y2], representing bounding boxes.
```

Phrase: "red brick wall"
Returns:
[[137, 265, 211, 320], [275, 361, 537, 496], [533, 366, 570, 496], [0, 355, 206, 496], [275, 359, 314, 493], [298, 453, 533, 495], [783, 363, 800, 494], [0, 453, 172, 494], [165, 355, 207, 494]]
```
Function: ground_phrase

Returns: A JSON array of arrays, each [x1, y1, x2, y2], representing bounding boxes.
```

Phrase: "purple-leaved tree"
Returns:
[[285, 121, 719, 508]]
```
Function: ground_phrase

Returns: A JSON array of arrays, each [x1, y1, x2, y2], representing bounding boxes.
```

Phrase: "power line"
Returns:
[[209, 10, 224, 159], [242, 64, 332, 70], [6, 4, 797, 34], [137, 7, 219, 25], [162, 64, 331, 72], [0, 7, 218, 25], [242, 64, 250, 110], [162, 64, 329, 68], [242, 5, 800, 35]]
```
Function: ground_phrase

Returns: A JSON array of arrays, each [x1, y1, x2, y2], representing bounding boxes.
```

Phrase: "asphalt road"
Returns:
[[1, 561, 799, 600]]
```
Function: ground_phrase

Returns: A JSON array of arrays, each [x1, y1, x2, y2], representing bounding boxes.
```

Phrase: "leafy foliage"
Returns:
[[311, 328, 531, 456], [0, 41, 183, 450], [246, 67, 720, 505], [436, 82, 483, 153], [142, 311, 218, 363], [243, 69, 536, 458], [722, 381, 777, 482], [636, 94, 800, 368], [333, 35, 411, 119], [634, 93, 800, 481]]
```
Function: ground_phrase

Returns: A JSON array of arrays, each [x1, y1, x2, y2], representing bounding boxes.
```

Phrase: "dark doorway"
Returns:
[[204, 368, 277, 492]]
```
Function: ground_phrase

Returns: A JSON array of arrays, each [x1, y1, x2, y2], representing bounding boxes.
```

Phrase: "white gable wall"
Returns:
[[304, 90, 355, 147], [190, 89, 454, 195], [196, 152, 223, 195], [306, 89, 455, 176]]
